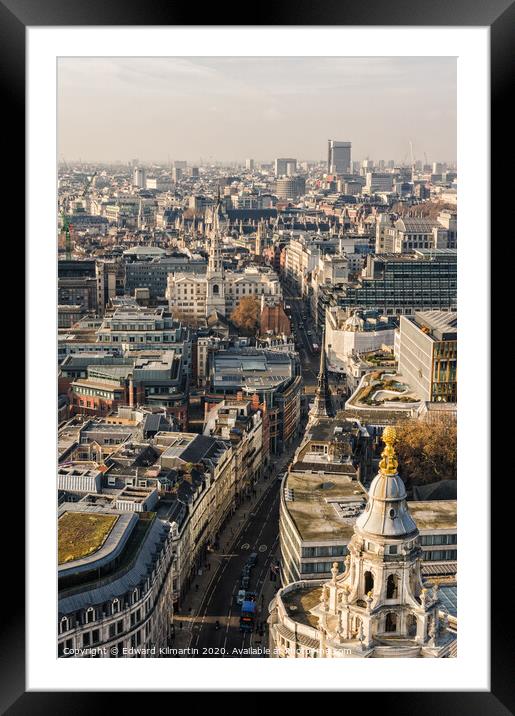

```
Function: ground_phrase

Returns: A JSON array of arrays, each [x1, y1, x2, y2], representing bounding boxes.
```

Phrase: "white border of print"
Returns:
[[27, 26, 489, 691]]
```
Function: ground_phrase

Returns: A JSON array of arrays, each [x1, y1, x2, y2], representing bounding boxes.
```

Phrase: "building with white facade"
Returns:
[[325, 308, 396, 375], [167, 200, 281, 322], [204, 399, 264, 503], [363, 172, 394, 195], [283, 235, 340, 297], [375, 214, 457, 254], [396, 311, 457, 403], [58, 505, 176, 658]]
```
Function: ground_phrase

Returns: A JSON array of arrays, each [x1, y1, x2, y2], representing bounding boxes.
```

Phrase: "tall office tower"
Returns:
[[132, 167, 146, 188], [245, 158, 254, 171], [285, 160, 297, 176], [327, 140, 351, 174], [275, 157, 297, 177]]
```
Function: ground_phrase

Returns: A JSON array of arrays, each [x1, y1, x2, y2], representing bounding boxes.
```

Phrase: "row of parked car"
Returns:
[[236, 552, 259, 602]]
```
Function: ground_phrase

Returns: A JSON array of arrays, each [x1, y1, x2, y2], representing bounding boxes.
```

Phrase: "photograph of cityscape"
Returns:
[[57, 56, 458, 660]]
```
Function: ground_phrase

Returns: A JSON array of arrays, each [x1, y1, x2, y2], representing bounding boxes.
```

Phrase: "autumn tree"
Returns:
[[394, 415, 457, 488], [230, 296, 260, 335]]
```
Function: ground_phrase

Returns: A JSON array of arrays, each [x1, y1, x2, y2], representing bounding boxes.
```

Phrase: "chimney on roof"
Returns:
[[128, 373, 134, 409]]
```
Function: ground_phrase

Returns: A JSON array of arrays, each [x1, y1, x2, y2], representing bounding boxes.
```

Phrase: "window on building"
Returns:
[[385, 612, 397, 632], [386, 574, 399, 599]]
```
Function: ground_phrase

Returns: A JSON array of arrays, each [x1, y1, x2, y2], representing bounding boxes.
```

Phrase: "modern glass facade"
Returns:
[[316, 251, 457, 328]]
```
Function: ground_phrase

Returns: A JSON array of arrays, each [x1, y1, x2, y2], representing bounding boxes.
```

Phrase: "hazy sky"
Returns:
[[58, 57, 456, 164]]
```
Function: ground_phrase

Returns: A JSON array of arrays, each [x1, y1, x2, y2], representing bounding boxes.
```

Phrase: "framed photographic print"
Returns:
[[7, 0, 508, 708]]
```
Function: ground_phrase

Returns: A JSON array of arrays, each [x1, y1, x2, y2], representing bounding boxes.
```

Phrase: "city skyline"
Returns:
[[55, 52, 460, 664], [58, 56, 456, 164]]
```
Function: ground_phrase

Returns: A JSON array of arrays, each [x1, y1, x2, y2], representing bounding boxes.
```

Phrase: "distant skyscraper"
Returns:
[[132, 167, 146, 188], [275, 158, 297, 177], [245, 158, 254, 171], [327, 140, 351, 174]]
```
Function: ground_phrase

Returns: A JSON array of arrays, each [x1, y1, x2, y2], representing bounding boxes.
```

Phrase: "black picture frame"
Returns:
[[7, 0, 507, 709]]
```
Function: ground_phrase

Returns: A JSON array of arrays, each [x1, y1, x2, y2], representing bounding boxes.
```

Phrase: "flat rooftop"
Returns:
[[285, 467, 456, 543], [213, 350, 293, 391], [58, 512, 119, 565], [412, 311, 457, 341], [281, 586, 323, 628], [285, 470, 367, 542], [58, 423, 82, 458], [71, 378, 124, 391], [58, 512, 167, 613], [406, 500, 457, 531]]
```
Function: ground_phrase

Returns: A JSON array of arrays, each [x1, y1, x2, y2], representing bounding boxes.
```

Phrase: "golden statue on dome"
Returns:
[[379, 425, 399, 476]]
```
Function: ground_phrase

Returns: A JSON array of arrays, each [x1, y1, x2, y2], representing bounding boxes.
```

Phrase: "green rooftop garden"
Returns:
[[355, 370, 419, 406], [58, 512, 118, 565]]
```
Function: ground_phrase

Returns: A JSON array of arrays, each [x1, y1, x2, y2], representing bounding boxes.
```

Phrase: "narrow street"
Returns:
[[283, 282, 319, 392], [188, 473, 281, 657], [171, 280, 331, 657], [171, 430, 303, 657]]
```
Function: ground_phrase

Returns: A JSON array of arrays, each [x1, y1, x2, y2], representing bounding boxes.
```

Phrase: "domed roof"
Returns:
[[354, 427, 418, 539], [344, 310, 364, 332], [367, 471, 407, 501]]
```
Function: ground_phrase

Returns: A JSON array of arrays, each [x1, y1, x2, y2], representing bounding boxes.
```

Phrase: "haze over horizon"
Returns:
[[58, 56, 456, 165]]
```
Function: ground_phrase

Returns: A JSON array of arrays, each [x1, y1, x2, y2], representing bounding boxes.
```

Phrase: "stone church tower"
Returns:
[[269, 426, 456, 657], [205, 195, 226, 317], [308, 426, 453, 656], [255, 219, 267, 257], [308, 328, 334, 423]]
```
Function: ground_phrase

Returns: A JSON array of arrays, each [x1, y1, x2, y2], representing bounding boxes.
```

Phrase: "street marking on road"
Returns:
[[240, 543, 250, 550], [259, 544, 267, 552]]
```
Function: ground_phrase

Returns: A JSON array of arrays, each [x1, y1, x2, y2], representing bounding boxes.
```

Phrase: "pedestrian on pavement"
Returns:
[[195, 584, 199, 592]]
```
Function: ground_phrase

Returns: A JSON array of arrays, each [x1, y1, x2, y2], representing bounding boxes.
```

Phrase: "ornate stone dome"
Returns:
[[355, 426, 418, 538], [344, 309, 365, 332]]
